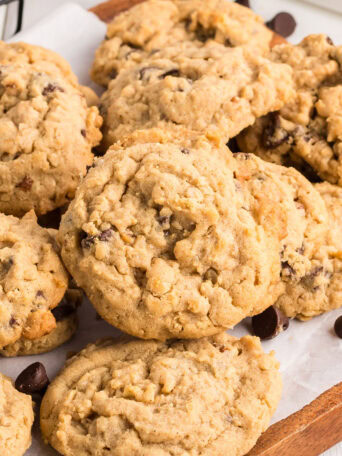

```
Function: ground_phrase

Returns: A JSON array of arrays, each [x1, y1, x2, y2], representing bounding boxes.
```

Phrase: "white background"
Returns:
[[6, 0, 342, 455]]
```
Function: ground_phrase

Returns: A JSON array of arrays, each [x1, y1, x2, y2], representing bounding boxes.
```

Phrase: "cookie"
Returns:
[[232, 153, 328, 285], [0, 211, 69, 348], [91, 0, 273, 87], [0, 63, 102, 216], [0, 373, 34, 456], [0, 41, 78, 86], [276, 182, 342, 319], [58, 140, 282, 340], [40, 334, 282, 456], [99, 40, 294, 148], [238, 34, 342, 185], [0, 287, 82, 357]]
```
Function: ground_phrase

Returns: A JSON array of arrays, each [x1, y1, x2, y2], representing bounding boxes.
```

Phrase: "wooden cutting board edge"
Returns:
[[89, 1, 342, 454]]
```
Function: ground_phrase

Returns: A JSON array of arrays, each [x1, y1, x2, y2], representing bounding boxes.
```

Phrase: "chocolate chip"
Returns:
[[157, 215, 170, 225], [334, 316, 342, 338], [15, 362, 50, 395], [80, 230, 96, 249], [252, 306, 289, 340], [0, 257, 13, 280], [16, 175, 33, 191], [204, 268, 218, 284], [181, 148, 190, 154], [195, 24, 216, 42], [99, 229, 114, 242], [224, 38, 232, 47], [235, 0, 250, 7], [281, 260, 296, 277], [36, 290, 45, 298], [109, 68, 118, 79], [52, 304, 75, 322], [159, 69, 180, 79], [326, 36, 334, 45], [139, 66, 160, 80], [266, 12, 297, 38], [262, 113, 290, 149], [9, 317, 18, 327], [42, 83, 64, 96], [81, 129, 86, 138]]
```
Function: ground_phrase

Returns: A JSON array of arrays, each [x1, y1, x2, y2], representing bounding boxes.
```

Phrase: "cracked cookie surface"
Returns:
[[0, 63, 102, 216], [58, 140, 282, 340], [0, 211, 68, 348], [238, 34, 342, 186], [91, 0, 272, 87], [276, 182, 342, 319], [40, 334, 282, 456], [0, 373, 34, 456], [99, 40, 294, 148]]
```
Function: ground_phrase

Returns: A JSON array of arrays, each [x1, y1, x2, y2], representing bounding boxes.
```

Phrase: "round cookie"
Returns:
[[99, 40, 294, 148], [238, 34, 342, 185], [232, 152, 328, 285], [0, 211, 68, 348], [58, 140, 282, 340], [40, 334, 282, 456], [0, 63, 102, 216], [0, 287, 82, 357], [276, 182, 342, 319], [0, 372, 34, 456], [91, 0, 273, 87]]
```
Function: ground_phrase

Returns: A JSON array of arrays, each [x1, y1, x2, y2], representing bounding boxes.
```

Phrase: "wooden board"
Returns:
[[89, 1, 342, 454]]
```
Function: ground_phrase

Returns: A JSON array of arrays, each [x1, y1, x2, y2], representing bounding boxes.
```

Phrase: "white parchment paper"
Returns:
[[0, 2, 341, 455]]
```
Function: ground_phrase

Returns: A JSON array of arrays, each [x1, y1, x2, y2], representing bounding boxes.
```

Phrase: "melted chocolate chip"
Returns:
[[252, 306, 289, 340], [80, 230, 96, 249], [262, 113, 290, 149], [226, 138, 240, 153], [36, 290, 45, 298], [266, 12, 297, 38], [204, 268, 218, 284], [281, 260, 296, 277], [81, 129, 86, 138], [0, 257, 13, 280], [9, 317, 17, 327], [195, 24, 216, 42], [42, 83, 65, 96], [157, 215, 170, 225], [224, 38, 232, 47], [15, 362, 50, 395], [16, 175, 33, 191], [159, 69, 180, 79], [181, 148, 190, 154], [334, 316, 342, 338], [99, 229, 114, 242], [326, 36, 334, 46], [52, 304, 75, 322], [109, 68, 118, 79]]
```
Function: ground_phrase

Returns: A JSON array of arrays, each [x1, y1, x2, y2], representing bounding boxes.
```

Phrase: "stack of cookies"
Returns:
[[1, 1, 342, 456]]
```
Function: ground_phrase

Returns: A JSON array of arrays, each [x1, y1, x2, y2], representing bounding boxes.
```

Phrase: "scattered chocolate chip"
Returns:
[[224, 38, 232, 47], [99, 229, 114, 242], [195, 24, 216, 42], [80, 230, 96, 249], [109, 68, 118, 79], [181, 148, 190, 154], [159, 69, 180, 79], [252, 306, 289, 340], [0, 257, 13, 280], [36, 290, 45, 298], [42, 83, 64, 96], [262, 113, 290, 149], [334, 316, 342, 338], [204, 268, 218, 284], [266, 12, 297, 38], [15, 362, 50, 395], [52, 304, 75, 322], [219, 346, 226, 353], [81, 129, 86, 138], [16, 175, 33, 191], [226, 138, 240, 153], [9, 317, 18, 327], [235, 0, 250, 7], [157, 215, 170, 225], [326, 36, 334, 45], [281, 260, 296, 277]]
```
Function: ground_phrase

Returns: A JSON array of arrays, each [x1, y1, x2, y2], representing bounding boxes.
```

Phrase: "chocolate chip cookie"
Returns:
[[40, 334, 282, 456], [276, 182, 342, 319], [238, 34, 342, 185], [0, 211, 68, 348], [0, 63, 102, 216], [58, 140, 282, 340], [0, 287, 82, 357], [0, 373, 34, 456], [91, 0, 273, 87], [99, 40, 294, 148]]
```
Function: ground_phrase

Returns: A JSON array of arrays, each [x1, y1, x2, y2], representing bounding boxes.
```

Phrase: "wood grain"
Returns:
[[89, 1, 342, 454]]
